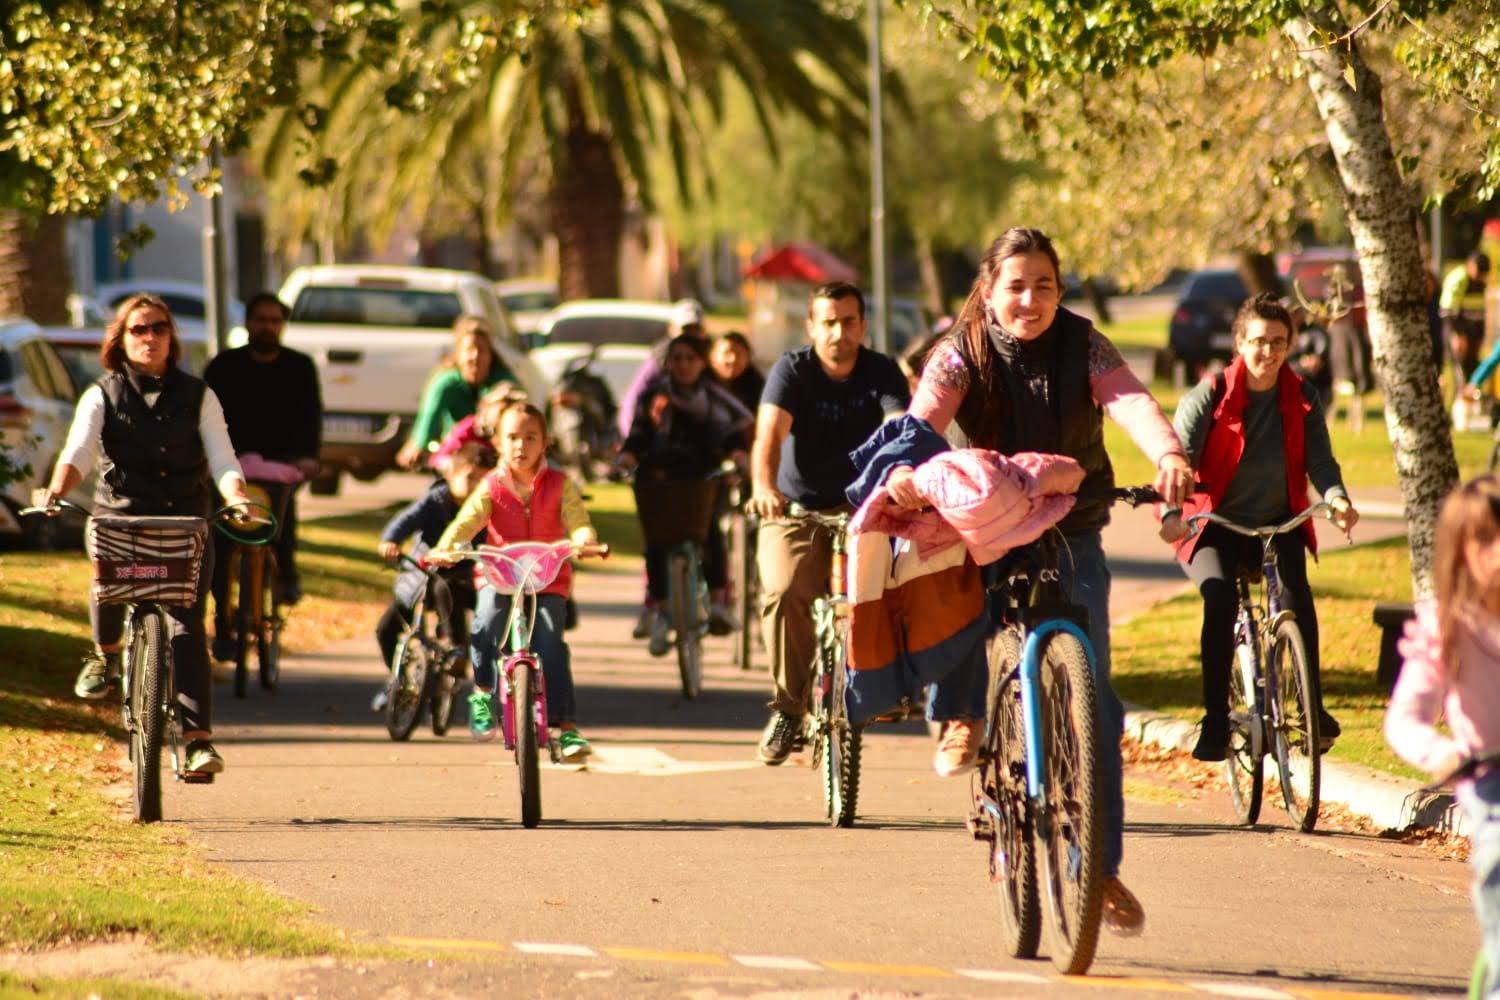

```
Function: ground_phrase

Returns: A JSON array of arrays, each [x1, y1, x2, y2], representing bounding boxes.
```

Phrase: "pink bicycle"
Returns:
[[452, 539, 608, 828]]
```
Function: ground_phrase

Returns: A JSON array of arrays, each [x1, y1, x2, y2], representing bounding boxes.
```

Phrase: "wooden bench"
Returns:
[[1373, 601, 1416, 692]]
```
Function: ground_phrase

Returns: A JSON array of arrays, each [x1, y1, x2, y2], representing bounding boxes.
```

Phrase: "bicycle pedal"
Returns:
[[179, 771, 215, 785]]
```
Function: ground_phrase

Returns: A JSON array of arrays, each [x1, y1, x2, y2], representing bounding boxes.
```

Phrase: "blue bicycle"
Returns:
[[969, 485, 1159, 975]]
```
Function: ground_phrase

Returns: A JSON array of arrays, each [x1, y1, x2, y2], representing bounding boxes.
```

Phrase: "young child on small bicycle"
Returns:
[[1386, 475, 1500, 998], [617, 332, 750, 656], [372, 446, 488, 711], [432, 402, 599, 759]]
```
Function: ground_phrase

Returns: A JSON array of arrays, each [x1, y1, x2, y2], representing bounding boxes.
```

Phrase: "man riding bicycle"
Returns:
[[204, 291, 322, 657], [747, 281, 909, 765]]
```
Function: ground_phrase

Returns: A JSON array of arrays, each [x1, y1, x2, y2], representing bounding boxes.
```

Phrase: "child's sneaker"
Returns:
[[468, 690, 498, 742], [647, 611, 672, 657], [558, 729, 592, 760], [631, 605, 655, 639]]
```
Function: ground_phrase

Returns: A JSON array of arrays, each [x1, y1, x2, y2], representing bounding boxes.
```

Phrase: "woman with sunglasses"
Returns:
[[34, 293, 253, 776]]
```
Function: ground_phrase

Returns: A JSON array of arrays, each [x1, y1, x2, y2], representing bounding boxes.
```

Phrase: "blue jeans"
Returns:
[[470, 589, 576, 724], [1461, 770, 1500, 998], [929, 529, 1126, 877]]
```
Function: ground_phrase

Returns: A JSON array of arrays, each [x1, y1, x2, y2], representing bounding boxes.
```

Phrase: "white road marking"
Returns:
[[731, 954, 825, 971], [1185, 983, 1293, 999], [568, 745, 763, 776], [512, 942, 598, 957], [956, 968, 1049, 983]]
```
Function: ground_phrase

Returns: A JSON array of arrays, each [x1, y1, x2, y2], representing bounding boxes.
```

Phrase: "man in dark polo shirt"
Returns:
[[747, 281, 909, 764]]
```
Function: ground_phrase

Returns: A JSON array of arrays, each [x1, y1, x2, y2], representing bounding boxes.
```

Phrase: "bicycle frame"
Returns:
[[497, 589, 550, 754], [1016, 619, 1097, 804]]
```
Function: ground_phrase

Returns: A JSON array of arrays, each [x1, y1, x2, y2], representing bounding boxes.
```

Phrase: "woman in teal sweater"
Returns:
[[397, 316, 518, 469]]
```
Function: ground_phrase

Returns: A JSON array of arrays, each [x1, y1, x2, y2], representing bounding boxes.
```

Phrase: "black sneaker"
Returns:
[[210, 632, 236, 663], [1191, 713, 1230, 762], [184, 740, 225, 774], [1317, 709, 1341, 753], [278, 579, 303, 605], [757, 711, 802, 765]]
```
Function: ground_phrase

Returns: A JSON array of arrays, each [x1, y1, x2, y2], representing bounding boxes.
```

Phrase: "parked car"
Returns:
[[1277, 247, 1366, 333], [275, 265, 549, 493], [1167, 268, 1249, 373], [92, 278, 245, 330], [494, 278, 558, 342], [532, 300, 674, 432], [0, 319, 88, 547], [45, 320, 212, 388]]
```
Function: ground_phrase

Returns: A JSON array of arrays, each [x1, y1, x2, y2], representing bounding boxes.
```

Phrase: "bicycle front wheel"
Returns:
[[233, 548, 251, 699], [1271, 618, 1320, 832], [1225, 631, 1264, 826], [984, 629, 1040, 958], [513, 663, 542, 828], [385, 631, 429, 741], [669, 550, 703, 699], [430, 654, 463, 737], [257, 550, 281, 691], [1034, 631, 1104, 976], [820, 616, 860, 827], [729, 513, 755, 671], [129, 608, 169, 823]]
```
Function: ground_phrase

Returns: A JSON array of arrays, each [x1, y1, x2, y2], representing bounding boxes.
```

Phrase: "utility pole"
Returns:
[[202, 141, 231, 355], [868, 0, 889, 354]]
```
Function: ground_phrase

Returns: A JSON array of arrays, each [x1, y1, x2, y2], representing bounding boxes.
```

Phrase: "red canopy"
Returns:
[[743, 243, 859, 284]]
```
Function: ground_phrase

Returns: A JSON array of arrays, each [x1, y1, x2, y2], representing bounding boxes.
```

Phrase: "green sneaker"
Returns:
[[558, 729, 592, 760], [74, 651, 119, 700], [184, 740, 224, 774], [468, 690, 498, 742]]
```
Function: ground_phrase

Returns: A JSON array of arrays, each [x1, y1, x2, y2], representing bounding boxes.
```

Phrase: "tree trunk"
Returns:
[[1082, 277, 1113, 325], [1236, 251, 1284, 298], [549, 121, 625, 300], [1285, 12, 1457, 595], [914, 231, 945, 318], [0, 210, 73, 324]]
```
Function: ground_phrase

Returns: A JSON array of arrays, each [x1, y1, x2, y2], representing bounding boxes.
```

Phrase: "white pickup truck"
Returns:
[[273, 264, 550, 493]]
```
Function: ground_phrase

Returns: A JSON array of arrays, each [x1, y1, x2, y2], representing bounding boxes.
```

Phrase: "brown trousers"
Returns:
[[756, 506, 849, 715]]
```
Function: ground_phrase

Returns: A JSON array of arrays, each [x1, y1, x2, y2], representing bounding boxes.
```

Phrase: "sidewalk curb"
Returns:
[[1121, 703, 1466, 835]]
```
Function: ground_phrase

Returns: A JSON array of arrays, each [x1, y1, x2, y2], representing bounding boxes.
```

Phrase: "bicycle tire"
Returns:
[[1225, 628, 1264, 826], [257, 550, 281, 691], [130, 608, 169, 823], [233, 548, 250, 699], [1489, 435, 1500, 476], [385, 631, 429, 741], [1034, 631, 1104, 976], [514, 663, 542, 828], [730, 513, 755, 671], [1271, 618, 1320, 832], [669, 550, 703, 699], [821, 616, 860, 827], [430, 655, 461, 736], [983, 629, 1040, 958]]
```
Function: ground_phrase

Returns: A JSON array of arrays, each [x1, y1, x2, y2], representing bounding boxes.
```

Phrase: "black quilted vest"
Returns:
[[952, 308, 1115, 533], [95, 368, 213, 517]]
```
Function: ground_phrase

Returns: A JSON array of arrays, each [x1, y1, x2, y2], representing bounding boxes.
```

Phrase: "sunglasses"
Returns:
[[126, 321, 172, 338]]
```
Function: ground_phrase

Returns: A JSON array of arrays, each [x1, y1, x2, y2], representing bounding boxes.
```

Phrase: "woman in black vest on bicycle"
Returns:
[[35, 294, 252, 776], [885, 227, 1194, 936]]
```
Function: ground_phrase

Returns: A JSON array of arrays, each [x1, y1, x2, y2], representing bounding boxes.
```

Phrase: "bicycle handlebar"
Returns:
[[19, 498, 91, 519], [1423, 749, 1500, 793], [22, 496, 274, 538], [784, 502, 851, 530], [1185, 502, 1335, 541]]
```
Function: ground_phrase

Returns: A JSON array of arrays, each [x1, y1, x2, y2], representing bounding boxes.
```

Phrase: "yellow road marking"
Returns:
[[1289, 992, 1415, 1000], [603, 947, 729, 965], [822, 960, 956, 978], [388, 936, 506, 954]]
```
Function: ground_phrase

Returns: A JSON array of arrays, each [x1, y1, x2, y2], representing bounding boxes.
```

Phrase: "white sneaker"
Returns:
[[371, 686, 389, 712], [647, 611, 672, 657], [933, 719, 982, 777], [707, 601, 736, 636], [632, 606, 655, 640]]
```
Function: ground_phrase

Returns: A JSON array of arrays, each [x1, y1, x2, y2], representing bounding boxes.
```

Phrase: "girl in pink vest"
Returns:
[[434, 403, 599, 758]]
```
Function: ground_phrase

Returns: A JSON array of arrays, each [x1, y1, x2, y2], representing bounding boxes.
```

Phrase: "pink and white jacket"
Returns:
[[1387, 600, 1500, 780]]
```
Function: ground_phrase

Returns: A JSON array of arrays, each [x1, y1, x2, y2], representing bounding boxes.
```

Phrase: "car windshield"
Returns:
[[1183, 272, 1247, 301], [502, 291, 557, 313], [546, 315, 669, 347], [290, 287, 464, 328], [53, 344, 103, 387]]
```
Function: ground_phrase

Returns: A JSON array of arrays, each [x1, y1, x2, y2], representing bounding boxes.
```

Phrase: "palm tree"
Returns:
[[258, 1, 868, 298]]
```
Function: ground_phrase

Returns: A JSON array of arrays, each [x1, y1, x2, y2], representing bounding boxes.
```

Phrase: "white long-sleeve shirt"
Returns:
[[59, 382, 246, 497]]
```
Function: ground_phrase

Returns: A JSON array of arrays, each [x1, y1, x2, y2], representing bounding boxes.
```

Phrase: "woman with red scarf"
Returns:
[[1162, 293, 1359, 761]]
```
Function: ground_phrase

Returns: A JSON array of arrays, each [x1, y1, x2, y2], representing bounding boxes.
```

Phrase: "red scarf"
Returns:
[[1176, 358, 1315, 560]]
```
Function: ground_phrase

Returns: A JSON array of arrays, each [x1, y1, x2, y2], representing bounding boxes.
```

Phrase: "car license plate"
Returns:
[[323, 415, 375, 439]]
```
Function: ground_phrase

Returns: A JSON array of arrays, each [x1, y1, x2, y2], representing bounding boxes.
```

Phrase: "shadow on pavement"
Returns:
[[1101, 956, 1466, 996]]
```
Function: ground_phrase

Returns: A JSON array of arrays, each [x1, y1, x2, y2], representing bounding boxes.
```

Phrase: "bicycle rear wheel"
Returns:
[[233, 548, 251, 699], [430, 653, 462, 736], [257, 550, 281, 691], [820, 616, 860, 827], [1271, 618, 1320, 832], [1034, 631, 1104, 976], [669, 550, 703, 699], [983, 629, 1040, 958], [729, 512, 755, 671], [385, 631, 429, 741], [1225, 627, 1263, 826], [129, 608, 169, 823], [513, 663, 542, 828]]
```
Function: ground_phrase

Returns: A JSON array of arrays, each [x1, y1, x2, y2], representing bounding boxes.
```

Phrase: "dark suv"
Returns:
[[1167, 268, 1249, 373]]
